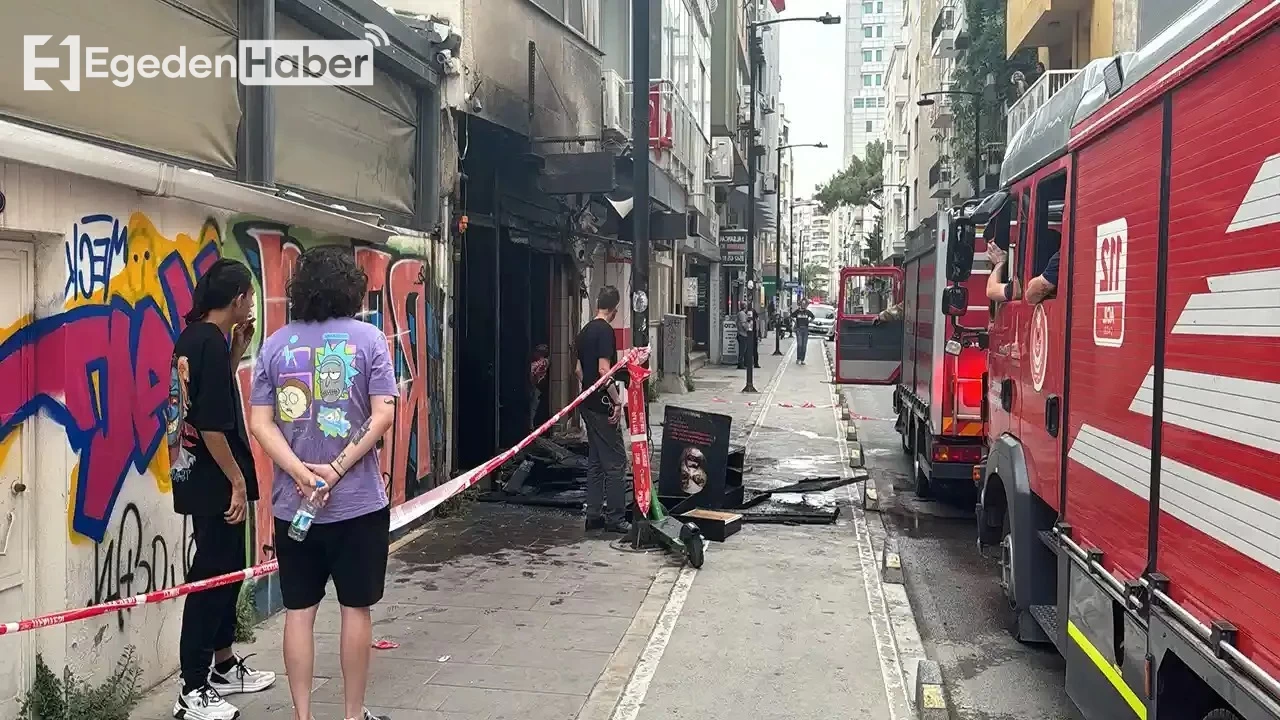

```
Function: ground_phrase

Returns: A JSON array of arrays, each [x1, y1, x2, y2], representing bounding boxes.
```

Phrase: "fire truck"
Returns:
[[940, 1, 1280, 718], [891, 201, 990, 497]]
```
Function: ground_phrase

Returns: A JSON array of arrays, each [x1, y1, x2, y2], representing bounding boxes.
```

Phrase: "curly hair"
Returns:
[[287, 246, 367, 322]]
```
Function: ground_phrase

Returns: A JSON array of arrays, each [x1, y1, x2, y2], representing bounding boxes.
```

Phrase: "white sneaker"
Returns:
[[348, 710, 390, 720], [208, 654, 277, 695], [173, 686, 240, 720]]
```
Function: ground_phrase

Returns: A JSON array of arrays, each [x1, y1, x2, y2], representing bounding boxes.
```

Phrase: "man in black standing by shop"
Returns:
[[168, 259, 276, 720], [576, 285, 631, 534]]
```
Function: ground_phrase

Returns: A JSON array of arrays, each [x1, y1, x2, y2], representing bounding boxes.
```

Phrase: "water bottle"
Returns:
[[288, 480, 326, 541]]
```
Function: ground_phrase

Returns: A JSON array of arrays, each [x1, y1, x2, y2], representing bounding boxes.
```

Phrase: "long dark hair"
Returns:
[[185, 259, 253, 324], [287, 246, 367, 322]]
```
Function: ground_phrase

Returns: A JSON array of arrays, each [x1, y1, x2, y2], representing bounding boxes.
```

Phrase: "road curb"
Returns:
[[881, 536, 905, 585], [914, 659, 949, 720]]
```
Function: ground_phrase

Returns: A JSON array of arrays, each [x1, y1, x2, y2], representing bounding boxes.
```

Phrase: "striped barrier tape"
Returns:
[[0, 348, 649, 636]]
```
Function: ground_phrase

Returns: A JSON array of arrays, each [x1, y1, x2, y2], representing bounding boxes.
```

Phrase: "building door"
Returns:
[[0, 240, 35, 717]]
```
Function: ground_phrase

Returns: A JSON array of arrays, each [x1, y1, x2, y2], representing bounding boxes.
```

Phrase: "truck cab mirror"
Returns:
[[946, 220, 976, 282], [942, 285, 968, 316]]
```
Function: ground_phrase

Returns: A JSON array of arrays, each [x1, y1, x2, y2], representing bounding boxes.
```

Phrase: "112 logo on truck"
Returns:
[[1094, 218, 1128, 348]]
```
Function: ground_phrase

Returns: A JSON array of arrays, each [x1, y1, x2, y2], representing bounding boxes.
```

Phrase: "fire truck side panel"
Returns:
[[905, 247, 939, 427], [902, 252, 922, 399], [1063, 101, 1166, 583], [1156, 29, 1280, 679]]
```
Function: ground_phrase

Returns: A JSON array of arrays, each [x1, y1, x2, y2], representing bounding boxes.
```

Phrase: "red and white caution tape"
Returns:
[[0, 348, 648, 637]]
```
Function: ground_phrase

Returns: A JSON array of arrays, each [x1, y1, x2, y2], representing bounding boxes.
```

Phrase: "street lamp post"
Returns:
[[742, 11, 840, 393], [918, 90, 982, 193], [773, 141, 826, 356]]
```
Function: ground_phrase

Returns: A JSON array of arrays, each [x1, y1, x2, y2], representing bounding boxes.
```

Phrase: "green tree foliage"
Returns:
[[815, 141, 885, 213], [803, 262, 831, 295], [864, 216, 885, 265], [952, 0, 1038, 189]]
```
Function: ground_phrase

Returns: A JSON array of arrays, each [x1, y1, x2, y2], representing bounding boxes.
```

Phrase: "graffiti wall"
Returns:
[[0, 176, 446, 688]]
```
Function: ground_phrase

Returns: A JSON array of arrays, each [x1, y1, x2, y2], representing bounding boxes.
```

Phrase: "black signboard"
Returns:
[[721, 241, 746, 265], [658, 405, 733, 507]]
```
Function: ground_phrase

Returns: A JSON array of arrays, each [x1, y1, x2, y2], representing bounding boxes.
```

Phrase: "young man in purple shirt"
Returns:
[[249, 247, 398, 720]]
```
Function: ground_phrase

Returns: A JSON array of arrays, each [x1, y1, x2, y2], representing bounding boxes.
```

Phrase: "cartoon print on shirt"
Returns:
[[167, 355, 194, 484], [316, 406, 352, 438], [277, 376, 313, 422], [315, 333, 360, 403]]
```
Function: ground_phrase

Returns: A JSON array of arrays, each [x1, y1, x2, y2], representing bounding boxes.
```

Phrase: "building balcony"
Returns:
[[1006, 0, 1090, 57], [1006, 69, 1080, 143], [931, 4, 958, 59], [929, 92, 954, 130], [625, 78, 711, 202], [929, 159, 952, 199]]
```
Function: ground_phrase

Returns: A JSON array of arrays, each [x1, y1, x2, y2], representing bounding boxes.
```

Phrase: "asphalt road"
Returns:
[[845, 383, 1081, 720]]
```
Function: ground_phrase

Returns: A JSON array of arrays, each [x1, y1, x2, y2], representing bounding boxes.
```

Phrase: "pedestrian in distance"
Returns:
[[791, 299, 815, 365], [169, 258, 277, 720], [736, 301, 752, 370], [575, 285, 631, 534], [248, 246, 399, 720], [752, 304, 764, 369]]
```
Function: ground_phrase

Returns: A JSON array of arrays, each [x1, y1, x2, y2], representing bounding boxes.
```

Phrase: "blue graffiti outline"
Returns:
[[0, 252, 193, 542]]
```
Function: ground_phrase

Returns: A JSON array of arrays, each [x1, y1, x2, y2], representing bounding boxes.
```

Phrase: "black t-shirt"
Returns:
[[169, 321, 258, 516], [577, 318, 618, 415], [792, 308, 814, 329]]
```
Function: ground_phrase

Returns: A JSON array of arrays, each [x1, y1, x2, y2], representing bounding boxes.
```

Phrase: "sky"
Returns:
[[777, 0, 849, 200]]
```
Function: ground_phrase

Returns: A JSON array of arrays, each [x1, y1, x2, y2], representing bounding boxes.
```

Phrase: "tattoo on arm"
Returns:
[[349, 417, 372, 446], [383, 397, 395, 404]]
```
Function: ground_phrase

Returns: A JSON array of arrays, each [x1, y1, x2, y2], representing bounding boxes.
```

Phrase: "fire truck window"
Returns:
[[1009, 189, 1028, 283], [1033, 171, 1068, 278]]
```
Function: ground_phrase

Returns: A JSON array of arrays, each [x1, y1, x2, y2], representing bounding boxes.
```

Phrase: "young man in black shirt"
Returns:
[[168, 259, 275, 720], [576, 285, 630, 534], [792, 299, 815, 365]]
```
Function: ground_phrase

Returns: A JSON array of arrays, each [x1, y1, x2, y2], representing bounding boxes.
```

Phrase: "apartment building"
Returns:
[[843, 0, 905, 164]]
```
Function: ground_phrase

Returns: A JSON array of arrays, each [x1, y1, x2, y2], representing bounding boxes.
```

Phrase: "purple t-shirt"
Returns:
[[251, 318, 399, 524]]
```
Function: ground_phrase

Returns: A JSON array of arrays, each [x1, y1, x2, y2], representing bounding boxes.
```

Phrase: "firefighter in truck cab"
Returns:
[[985, 240, 1059, 305]]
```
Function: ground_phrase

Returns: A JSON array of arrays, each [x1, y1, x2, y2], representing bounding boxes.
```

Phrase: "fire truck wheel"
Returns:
[[1200, 710, 1243, 720]]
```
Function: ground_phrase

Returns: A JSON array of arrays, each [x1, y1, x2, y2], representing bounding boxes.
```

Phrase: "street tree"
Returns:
[[952, 0, 1037, 187], [815, 141, 885, 213], [864, 217, 884, 266]]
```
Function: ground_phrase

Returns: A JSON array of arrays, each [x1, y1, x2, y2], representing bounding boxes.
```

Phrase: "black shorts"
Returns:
[[274, 505, 390, 610]]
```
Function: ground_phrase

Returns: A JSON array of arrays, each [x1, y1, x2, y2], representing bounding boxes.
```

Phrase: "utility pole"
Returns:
[[630, 0, 651, 546], [742, 31, 760, 393], [631, 0, 650, 353]]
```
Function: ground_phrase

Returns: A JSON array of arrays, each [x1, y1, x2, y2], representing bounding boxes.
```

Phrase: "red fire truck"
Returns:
[[943, 2, 1280, 718], [891, 202, 990, 497]]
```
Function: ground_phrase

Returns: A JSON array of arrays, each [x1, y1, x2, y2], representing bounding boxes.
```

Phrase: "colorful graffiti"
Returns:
[[0, 211, 445, 554], [224, 220, 446, 561]]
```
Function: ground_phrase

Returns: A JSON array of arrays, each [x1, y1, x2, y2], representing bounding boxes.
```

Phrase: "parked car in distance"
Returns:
[[808, 303, 836, 340]]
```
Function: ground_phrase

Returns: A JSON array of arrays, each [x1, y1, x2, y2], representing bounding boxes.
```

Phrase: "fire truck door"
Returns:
[[988, 189, 1026, 442], [1018, 164, 1070, 506], [836, 267, 904, 385]]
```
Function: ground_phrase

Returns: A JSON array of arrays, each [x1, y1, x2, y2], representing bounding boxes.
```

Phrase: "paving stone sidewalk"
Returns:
[[133, 504, 681, 720]]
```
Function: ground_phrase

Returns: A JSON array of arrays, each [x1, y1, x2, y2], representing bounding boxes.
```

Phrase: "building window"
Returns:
[[866, 120, 873, 132], [863, 1, 873, 11], [876, 25, 884, 37], [864, 26, 874, 38], [854, 98, 865, 108], [875, 73, 882, 85], [879, 97, 887, 107], [863, 50, 873, 62], [877, 1, 883, 11], [876, 49, 883, 61], [863, 74, 873, 87]]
